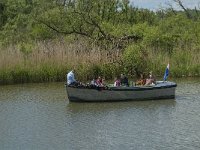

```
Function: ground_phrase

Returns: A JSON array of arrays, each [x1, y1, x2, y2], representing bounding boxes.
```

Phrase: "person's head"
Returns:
[[73, 69, 77, 74], [149, 71, 152, 78], [121, 74, 125, 78], [69, 69, 74, 73]]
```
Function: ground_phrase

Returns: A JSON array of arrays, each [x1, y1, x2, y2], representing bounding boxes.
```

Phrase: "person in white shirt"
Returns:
[[145, 71, 156, 85], [114, 77, 121, 87], [67, 70, 76, 85]]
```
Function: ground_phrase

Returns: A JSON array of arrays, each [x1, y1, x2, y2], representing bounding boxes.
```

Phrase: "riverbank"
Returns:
[[0, 40, 199, 85], [1, 1, 200, 85]]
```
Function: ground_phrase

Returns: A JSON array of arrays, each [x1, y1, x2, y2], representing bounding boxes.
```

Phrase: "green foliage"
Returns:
[[0, 0, 34, 45], [100, 63, 122, 79], [73, 63, 123, 82], [123, 44, 149, 77], [18, 42, 33, 56], [1, 0, 200, 47], [0, 63, 68, 85], [0, 0, 200, 84], [17, 42, 34, 66], [31, 24, 55, 40]]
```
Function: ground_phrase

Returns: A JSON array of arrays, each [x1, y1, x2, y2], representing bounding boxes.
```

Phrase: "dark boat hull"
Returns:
[[66, 81, 177, 102]]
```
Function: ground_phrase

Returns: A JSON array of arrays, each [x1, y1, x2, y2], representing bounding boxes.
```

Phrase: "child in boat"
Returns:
[[114, 77, 121, 87]]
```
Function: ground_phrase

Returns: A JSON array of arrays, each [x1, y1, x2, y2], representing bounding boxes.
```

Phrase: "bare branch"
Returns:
[[173, 0, 191, 18], [165, 2, 177, 15], [195, 6, 199, 18], [37, 19, 93, 38], [119, 35, 141, 41], [73, 10, 113, 41]]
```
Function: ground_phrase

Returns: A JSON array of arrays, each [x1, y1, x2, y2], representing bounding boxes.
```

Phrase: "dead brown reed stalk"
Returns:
[[0, 39, 121, 70]]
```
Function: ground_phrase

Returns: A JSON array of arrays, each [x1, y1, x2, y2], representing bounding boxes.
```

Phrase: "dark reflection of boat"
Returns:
[[66, 99, 176, 114], [66, 81, 177, 102]]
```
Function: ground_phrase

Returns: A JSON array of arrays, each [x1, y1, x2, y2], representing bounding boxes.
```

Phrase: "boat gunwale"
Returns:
[[66, 81, 177, 92]]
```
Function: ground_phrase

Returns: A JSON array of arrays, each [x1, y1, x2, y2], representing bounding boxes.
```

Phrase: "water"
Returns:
[[0, 78, 200, 150]]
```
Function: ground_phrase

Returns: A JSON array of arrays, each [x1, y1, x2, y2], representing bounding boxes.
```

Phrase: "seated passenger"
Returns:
[[145, 71, 156, 85], [90, 78, 98, 88], [90, 78, 96, 85], [120, 74, 129, 86], [114, 77, 121, 87], [135, 73, 146, 86], [96, 76, 104, 87]]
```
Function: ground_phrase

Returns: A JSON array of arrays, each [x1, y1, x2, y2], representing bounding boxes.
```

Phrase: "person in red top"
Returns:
[[96, 76, 103, 87]]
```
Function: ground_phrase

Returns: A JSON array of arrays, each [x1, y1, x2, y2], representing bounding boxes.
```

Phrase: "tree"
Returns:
[[0, 1, 6, 29], [35, 0, 142, 49]]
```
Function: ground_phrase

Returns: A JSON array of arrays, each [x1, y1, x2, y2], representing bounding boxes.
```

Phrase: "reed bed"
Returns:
[[147, 44, 200, 78], [0, 39, 121, 84], [0, 39, 199, 85]]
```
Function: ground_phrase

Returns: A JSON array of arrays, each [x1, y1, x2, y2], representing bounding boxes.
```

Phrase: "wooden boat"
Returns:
[[66, 81, 177, 102]]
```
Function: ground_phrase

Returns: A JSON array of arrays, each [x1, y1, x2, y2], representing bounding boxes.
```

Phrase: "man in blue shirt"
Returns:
[[67, 70, 77, 85]]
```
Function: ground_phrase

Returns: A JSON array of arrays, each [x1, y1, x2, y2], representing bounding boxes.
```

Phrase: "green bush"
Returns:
[[123, 44, 149, 77]]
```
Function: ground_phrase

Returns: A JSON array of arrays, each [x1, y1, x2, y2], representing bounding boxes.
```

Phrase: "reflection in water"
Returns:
[[0, 79, 200, 150], [66, 100, 176, 113], [66, 100, 177, 149]]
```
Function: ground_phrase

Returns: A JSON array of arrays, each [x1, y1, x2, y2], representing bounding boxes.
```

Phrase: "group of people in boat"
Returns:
[[66, 70, 156, 88], [113, 74, 129, 87], [66, 70, 107, 89], [135, 71, 156, 86]]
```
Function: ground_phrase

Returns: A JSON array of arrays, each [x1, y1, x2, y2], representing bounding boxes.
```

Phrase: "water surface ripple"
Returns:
[[0, 78, 200, 150]]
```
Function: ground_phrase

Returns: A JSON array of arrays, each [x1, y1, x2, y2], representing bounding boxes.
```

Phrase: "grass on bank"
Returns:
[[0, 40, 200, 85]]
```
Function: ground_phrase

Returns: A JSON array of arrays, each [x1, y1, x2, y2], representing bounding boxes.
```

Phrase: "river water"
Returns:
[[0, 78, 200, 150]]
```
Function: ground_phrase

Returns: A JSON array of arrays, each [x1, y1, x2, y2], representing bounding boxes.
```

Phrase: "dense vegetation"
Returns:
[[0, 0, 200, 84]]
